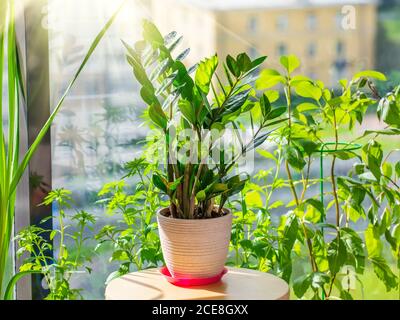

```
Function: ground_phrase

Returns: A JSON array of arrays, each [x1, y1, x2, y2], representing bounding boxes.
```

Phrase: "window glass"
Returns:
[[335, 11, 343, 30], [307, 42, 317, 58], [249, 46, 258, 59], [336, 40, 345, 56], [48, 0, 148, 299], [307, 13, 317, 30], [29, 0, 400, 301], [248, 16, 258, 33], [276, 15, 288, 31], [277, 43, 287, 56]]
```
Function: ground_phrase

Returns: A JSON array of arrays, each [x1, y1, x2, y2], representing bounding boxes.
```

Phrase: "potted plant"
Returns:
[[123, 20, 286, 279]]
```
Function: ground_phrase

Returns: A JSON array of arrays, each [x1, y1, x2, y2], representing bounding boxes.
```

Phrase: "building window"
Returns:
[[276, 15, 288, 31], [248, 16, 258, 33], [277, 43, 287, 56], [306, 13, 317, 30], [307, 42, 317, 58], [308, 70, 317, 79], [332, 60, 348, 83], [335, 11, 343, 30], [249, 46, 258, 59], [336, 40, 345, 56]]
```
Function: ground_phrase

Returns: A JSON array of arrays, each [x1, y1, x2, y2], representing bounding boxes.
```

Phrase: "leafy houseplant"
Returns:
[[95, 158, 165, 283], [6, 189, 96, 300], [123, 20, 285, 278], [0, 0, 125, 298], [226, 57, 400, 299]]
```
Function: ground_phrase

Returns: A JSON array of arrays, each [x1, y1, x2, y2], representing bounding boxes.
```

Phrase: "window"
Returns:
[[336, 40, 345, 56], [335, 11, 343, 30], [307, 42, 317, 58], [306, 13, 317, 30], [47, 0, 148, 299], [276, 15, 289, 31], [308, 70, 317, 79], [332, 59, 348, 83], [277, 43, 288, 56], [249, 46, 258, 59], [248, 16, 258, 33]]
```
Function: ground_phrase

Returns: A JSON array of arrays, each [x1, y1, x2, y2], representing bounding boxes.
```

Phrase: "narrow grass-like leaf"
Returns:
[[4, 270, 42, 300]]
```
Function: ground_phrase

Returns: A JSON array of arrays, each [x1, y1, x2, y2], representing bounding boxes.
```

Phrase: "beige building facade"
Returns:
[[151, 0, 377, 86]]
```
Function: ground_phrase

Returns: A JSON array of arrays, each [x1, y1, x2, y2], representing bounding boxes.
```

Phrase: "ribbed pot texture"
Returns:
[[157, 207, 232, 279]]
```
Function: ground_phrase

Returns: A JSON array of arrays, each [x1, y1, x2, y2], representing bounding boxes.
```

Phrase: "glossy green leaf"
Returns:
[[283, 145, 306, 171], [196, 190, 206, 201], [353, 70, 387, 82], [148, 103, 168, 129], [222, 89, 251, 115], [296, 102, 319, 113], [256, 69, 285, 89], [259, 93, 271, 117], [245, 191, 263, 208], [257, 149, 277, 162], [226, 55, 240, 77], [236, 53, 252, 73], [280, 55, 300, 74], [293, 274, 311, 298], [294, 82, 322, 101], [267, 107, 286, 120], [370, 256, 398, 291], [365, 224, 382, 257], [392, 223, 400, 242], [178, 99, 196, 125], [304, 199, 324, 215], [152, 174, 168, 193], [378, 98, 400, 127], [264, 90, 280, 103], [362, 140, 383, 181], [327, 237, 347, 274], [251, 56, 267, 69], [195, 55, 218, 94], [142, 19, 164, 46]]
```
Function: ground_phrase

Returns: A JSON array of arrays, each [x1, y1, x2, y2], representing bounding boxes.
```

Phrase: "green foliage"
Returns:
[[95, 159, 164, 284], [123, 20, 277, 219], [228, 55, 400, 300], [12, 189, 95, 300], [80, 45, 400, 300], [11, 21, 400, 300], [79, 49, 400, 300]]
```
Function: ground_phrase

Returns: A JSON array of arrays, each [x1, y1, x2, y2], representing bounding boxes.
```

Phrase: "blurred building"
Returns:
[[48, 0, 150, 184], [151, 0, 378, 86]]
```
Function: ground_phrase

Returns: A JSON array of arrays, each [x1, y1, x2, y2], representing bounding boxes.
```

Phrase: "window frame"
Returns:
[[12, 0, 53, 300]]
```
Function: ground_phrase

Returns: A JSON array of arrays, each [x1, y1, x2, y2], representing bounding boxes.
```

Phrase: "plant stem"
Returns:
[[284, 81, 317, 273], [299, 158, 311, 203], [326, 101, 341, 299], [286, 161, 300, 205], [331, 157, 340, 227], [284, 84, 300, 205], [58, 209, 65, 267]]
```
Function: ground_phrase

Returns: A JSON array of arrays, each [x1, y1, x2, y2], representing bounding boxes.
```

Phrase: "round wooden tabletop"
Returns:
[[105, 267, 290, 300]]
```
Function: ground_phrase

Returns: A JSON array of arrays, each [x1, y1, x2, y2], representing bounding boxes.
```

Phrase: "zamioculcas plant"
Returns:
[[0, 0, 125, 299], [123, 20, 286, 279]]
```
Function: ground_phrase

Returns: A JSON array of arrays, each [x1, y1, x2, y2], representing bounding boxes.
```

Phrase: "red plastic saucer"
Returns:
[[159, 267, 228, 287]]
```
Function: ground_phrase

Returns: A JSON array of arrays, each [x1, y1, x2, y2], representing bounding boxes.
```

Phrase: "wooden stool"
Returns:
[[105, 267, 289, 300]]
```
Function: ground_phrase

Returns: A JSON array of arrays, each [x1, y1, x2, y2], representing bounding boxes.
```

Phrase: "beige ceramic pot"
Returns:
[[157, 207, 232, 279]]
